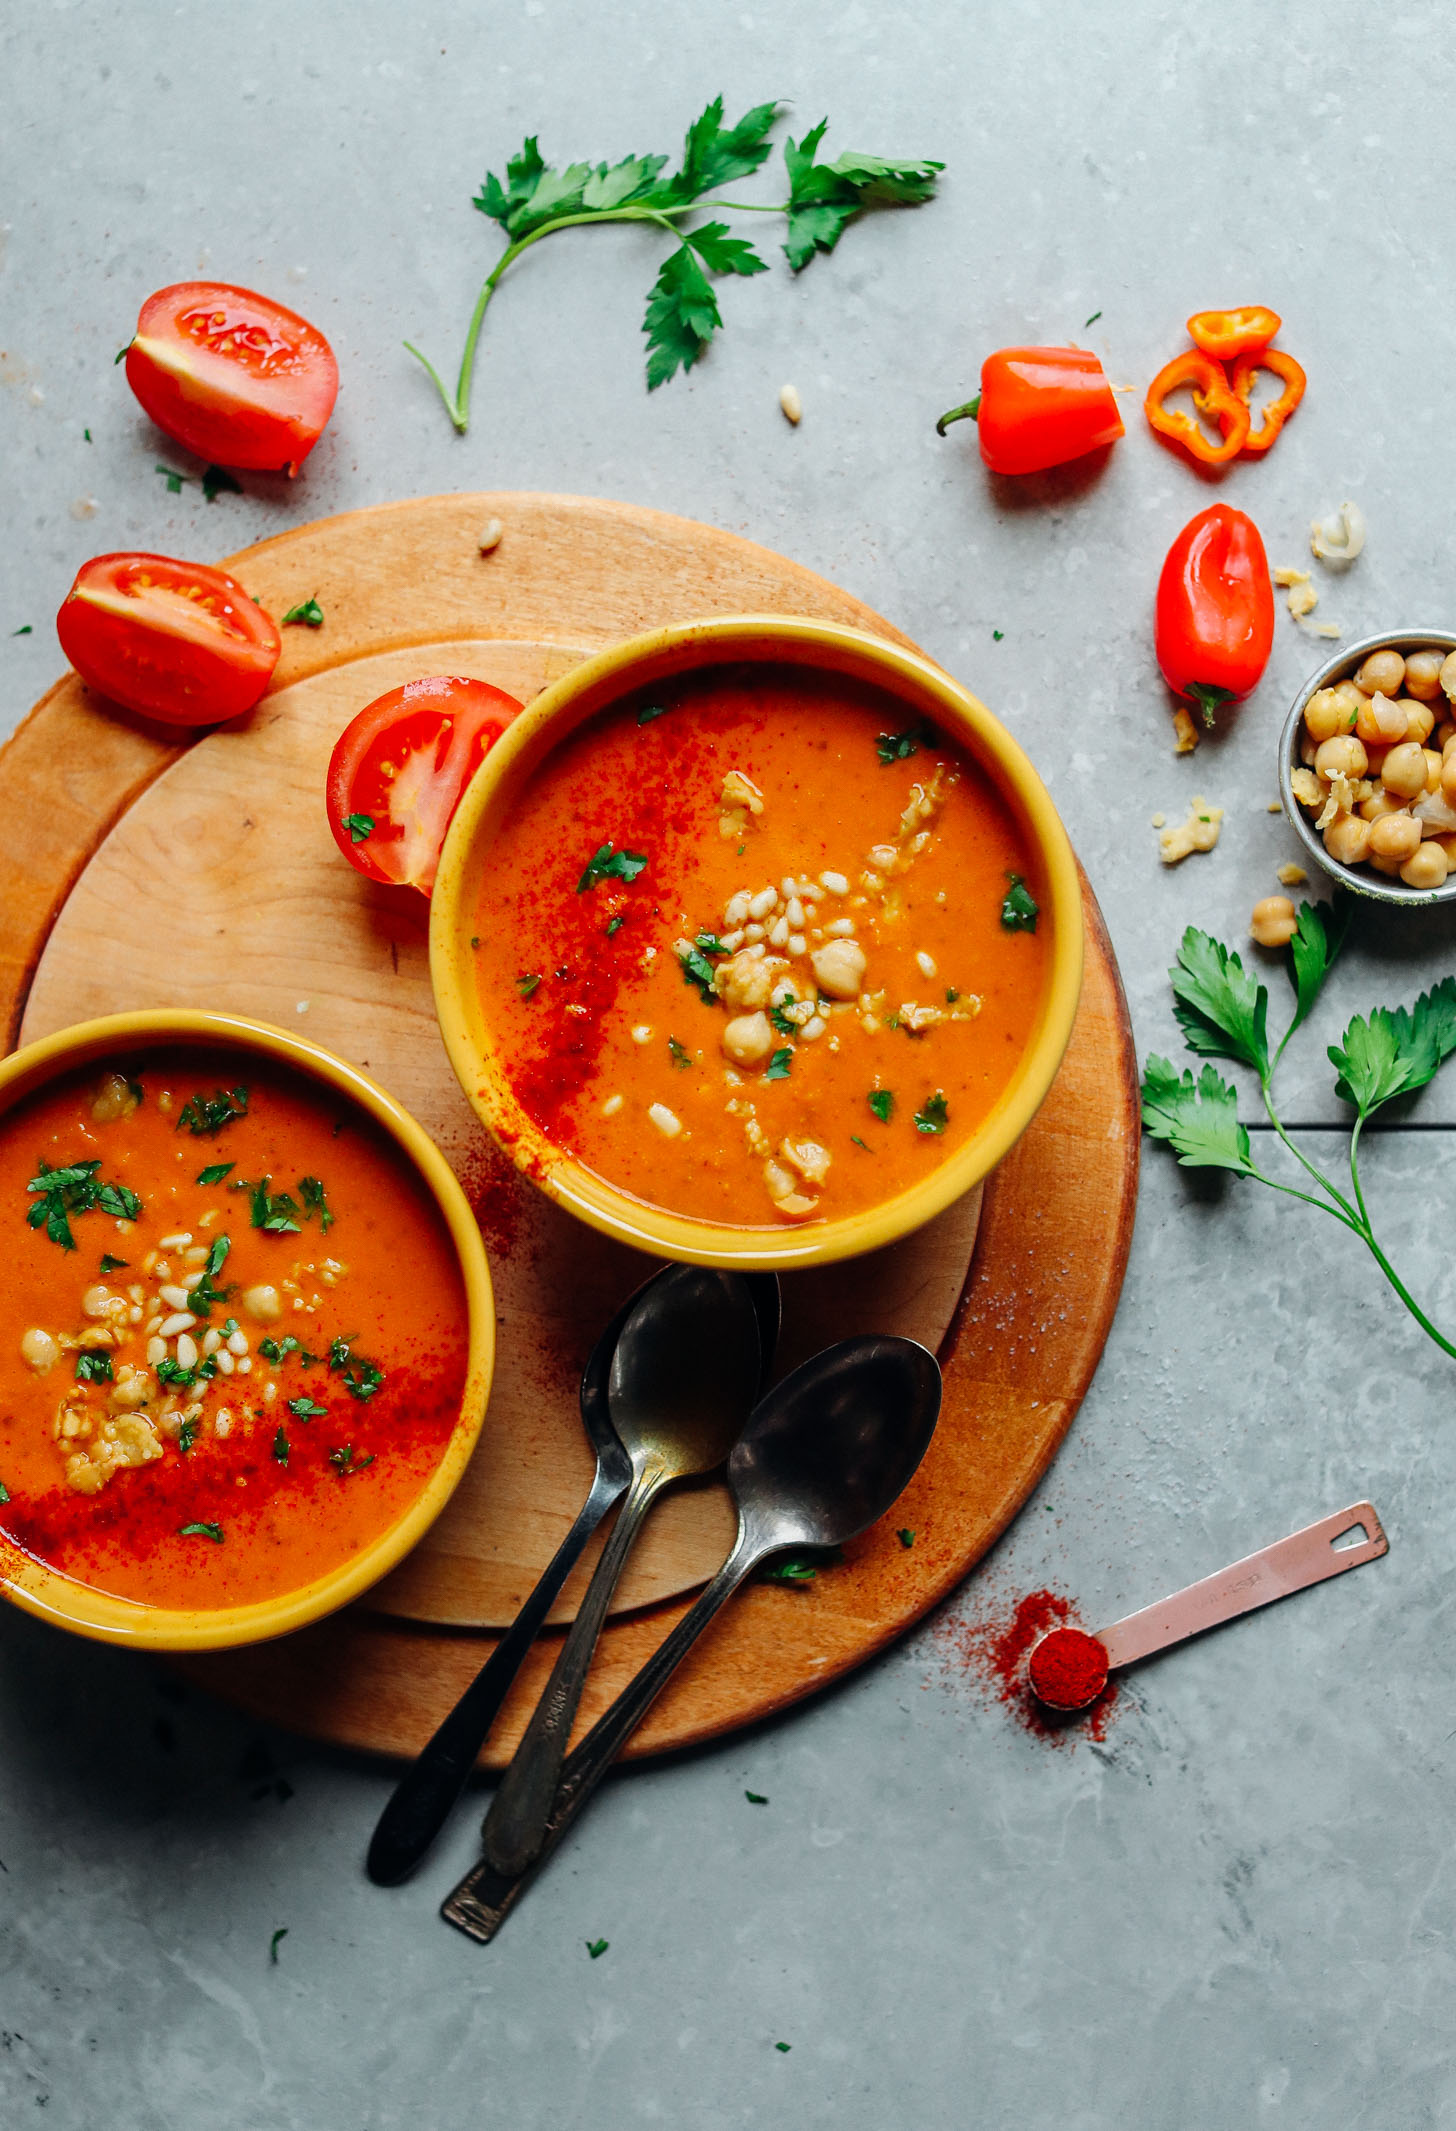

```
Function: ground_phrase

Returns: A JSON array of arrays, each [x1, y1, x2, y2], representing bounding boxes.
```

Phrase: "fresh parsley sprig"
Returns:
[[407, 99, 942, 429], [25, 1159, 141, 1251], [1142, 903, 1456, 1360]]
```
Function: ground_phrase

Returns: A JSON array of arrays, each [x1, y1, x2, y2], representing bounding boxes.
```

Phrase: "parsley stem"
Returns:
[[1257, 1079, 1360, 1227], [1347, 1117, 1456, 1361], [411, 204, 707, 433]]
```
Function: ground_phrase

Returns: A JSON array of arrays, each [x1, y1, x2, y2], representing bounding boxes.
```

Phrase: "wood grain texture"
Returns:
[[0, 492, 1138, 1759]]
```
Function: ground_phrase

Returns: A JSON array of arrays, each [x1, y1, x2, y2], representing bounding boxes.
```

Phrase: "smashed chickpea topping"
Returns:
[[1158, 796, 1224, 865]]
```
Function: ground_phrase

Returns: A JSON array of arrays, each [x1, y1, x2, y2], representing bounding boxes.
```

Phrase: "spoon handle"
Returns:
[[364, 1458, 628, 1886], [443, 1535, 758, 1945], [480, 1466, 662, 1878]]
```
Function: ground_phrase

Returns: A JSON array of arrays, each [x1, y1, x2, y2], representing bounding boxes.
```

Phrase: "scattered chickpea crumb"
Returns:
[[1172, 706, 1198, 755], [1150, 812, 1166, 829], [1267, 800, 1283, 813], [1275, 863, 1308, 887], [477, 518, 504, 553], [1158, 796, 1224, 865], [779, 382, 802, 425], [602, 1093, 624, 1117]]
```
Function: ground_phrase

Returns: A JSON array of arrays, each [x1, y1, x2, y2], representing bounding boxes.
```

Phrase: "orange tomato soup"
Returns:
[[473, 664, 1049, 1227], [0, 1050, 468, 1609]]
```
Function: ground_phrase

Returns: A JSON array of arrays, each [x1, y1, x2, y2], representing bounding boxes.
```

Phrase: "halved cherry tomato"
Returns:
[[326, 677, 522, 894], [124, 282, 339, 475], [56, 552, 281, 727]]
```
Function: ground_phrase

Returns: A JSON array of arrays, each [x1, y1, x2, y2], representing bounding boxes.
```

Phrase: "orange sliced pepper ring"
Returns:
[[1186, 306, 1282, 360], [1144, 350, 1251, 467], [1229, 348, 1307, 456]]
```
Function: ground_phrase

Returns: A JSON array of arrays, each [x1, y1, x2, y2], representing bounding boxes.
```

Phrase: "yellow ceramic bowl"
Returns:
[[432, 615, 1084, 1270], [0, 1010, 493, 1651]]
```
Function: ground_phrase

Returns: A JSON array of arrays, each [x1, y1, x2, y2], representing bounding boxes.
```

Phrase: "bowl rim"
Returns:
[[1278, 626, 1456, 909], [430, 613, 1085, 1270], [0, 1008, 494, 1650]]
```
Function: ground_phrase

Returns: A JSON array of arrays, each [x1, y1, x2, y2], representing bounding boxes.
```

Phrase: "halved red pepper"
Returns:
[[1145, 351, 1250, 467], [936, 346, 1124, 474], [1155, 505, 1274, 726], [1186, 306, 1281, 360], [1229, 347, 1307, 455]]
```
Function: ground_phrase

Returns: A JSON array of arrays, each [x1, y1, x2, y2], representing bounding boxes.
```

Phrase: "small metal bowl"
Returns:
[[1278, 626, 1456, 908]]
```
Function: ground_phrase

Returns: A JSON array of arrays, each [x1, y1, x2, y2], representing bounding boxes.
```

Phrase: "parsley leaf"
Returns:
[[765, 1048, 793, 1081], [586, 1938, 610, 1960], [177, 1085, 250, 1136], [644, 242, 723, 390], [606, 915, 625, 939], [1169, 929, 1269, 1078], [1286, 895, 1351, 1040], [783, 120, 943, 272], [868, 1089, 894, 1123], [1329, 977, 1456, 1117], [328, 1443, 376, 1477], [282, 596, 324, 627], [197, 1162, 234, 1186], [768, 1003, 798, 1037], [328, 1336, 385, 1401], [25, 1159, 141, 1251], [0, 1480, 10, 1503], [157, 1357, 198, 1388], [914, 1090, 949, 1134], [12, 624, 33, 636], [762, 1545, 843, 1584], [636, 702, 671, 726], [179, 1522, 224, 1543], [202, 464, 242, 502], [75, 1350, 113, 1383], [1139, 1056, 1257, 1175], [668, 1036, 692, 1069], [177, 1416, 197, 1454], [298, 1176, 335, 1234], [516, 972, 542, 999], [678, 940, 722, 1003], [259, 1335, 300, 1364], [898, 1528, 915, 1547], [341, 812, 374, 843], [156, 462, 188, 494], [269, 1927, 288, 1965], [577, 843, 648, 893], [1000, 875, 1040, 934], [850, 1134, 871, 1150], [250, 1177, 302, 1234], [874, 721, 931, 766], [287, 1396, 327, 1421], [273, 1428, 290, 1466], [746, 1790, 769, 1805], [99, 1252, 128, 1273]]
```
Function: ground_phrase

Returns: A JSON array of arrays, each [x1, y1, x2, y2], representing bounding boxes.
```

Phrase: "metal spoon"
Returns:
[[478, 1266, 768, 1879], [366, 1270, 777, 1886], [443, 1333, 942, 1943]]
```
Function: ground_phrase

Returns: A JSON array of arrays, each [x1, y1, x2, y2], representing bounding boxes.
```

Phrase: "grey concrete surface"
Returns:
[[3, 2, 1456, 2125]]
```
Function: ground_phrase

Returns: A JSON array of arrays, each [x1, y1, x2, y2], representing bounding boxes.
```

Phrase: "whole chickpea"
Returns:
[[1423, 747, 1444, 794], [1360, 786, 1403, 823], [1400, 841, 1450, 889], [1300, 733, 1320, 769], [1324, 814, 1373, 866], [1304, 688, 1357, 744], [1250, 896, 1298, 947], [1381, 740, 1429, 799], [1403, 648, 1446, 701], [1441, 649, 1456, 701], [1369, 811, 1422, 862], [1363, 742, 1391, 779], [1331, 679, 1368, 714], [1442, 752, 1456, 806], [1436, 726, 1456, 754], [1404, 701, 1437, 745], [1356, 692, 1411, 745], [1355, 648, 1407, 697], [1369, 850, 1404, 878], [1314, 734, 1369, 781]]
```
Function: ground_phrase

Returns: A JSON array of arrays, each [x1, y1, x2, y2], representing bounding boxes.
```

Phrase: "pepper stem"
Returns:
[[935, 394, 981, 438], [1186, 682, 1234, 730]]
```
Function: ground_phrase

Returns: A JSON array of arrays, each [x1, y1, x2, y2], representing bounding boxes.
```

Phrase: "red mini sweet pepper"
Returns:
[[936, 346, 1124, 474], [1155, 505, 1274, 726]]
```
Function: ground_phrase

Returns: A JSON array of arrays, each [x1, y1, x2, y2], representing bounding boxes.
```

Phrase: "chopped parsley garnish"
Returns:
[[187, 1234, 233, 1317], [282, 596, 325, 627], [250, 1177, 302, 1234], [897, 1528, 915, 1548], [694, 931, 727, 956], [156, 461, 188, 494], [328, 1336, 385, 1401], [201, 464, 242, 502], [0, 1480, 9, 1504], [269, 1928, 288, 1965], [177, 1085, 250, 1136], [867, 1089, 894, 1123], [273, 1428, 290, 1466], [765, 1048, 793, 1081], [914, 1091, 949, 1134], [1000, 874, 1039, 933], [196, 1162, 235, 1186], [668, 1036, 692, 1069], [761, 1545, 843, 1584], [99, 1252, 129, 1273], [586, 1938, 609, 1959], [287, 1396, 327, 1421], [945, 987, 959, 1005], [775, 2042, 792, 2053], [678, 941, 721, 1003], [328, 1443, 375, 1477], [260, 1335, 301, 1365], [745, 1790, 769, 1805], [874, 720, 933, 766], [298, 1176, 335, 1234], [157, 1357, 198, 1387], [178, 1417, 197, 1454], [12, 624, 33, 636], [1084, 309, 1102, 327], [341, 812, 374, 843], [25, 1159, 142, 1251], [222, 1317, 238, 1337], [768, 1002, 798, 1036], [606, 915, 625, 939], [576, 842, 648, 893], [636, 702, 671, 725], [849, 1134, 870, 1151], [992, 628, 1004, 641], [516, 972, 542, 999], [179, 1521, 224, 1543], [74, 1350, 113, 1383]]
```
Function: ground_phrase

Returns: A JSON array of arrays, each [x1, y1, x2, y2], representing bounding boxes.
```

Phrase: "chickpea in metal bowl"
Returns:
[[1278, 630, 1456, 907]]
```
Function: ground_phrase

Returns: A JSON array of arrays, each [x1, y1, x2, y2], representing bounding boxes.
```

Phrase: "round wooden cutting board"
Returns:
[[0, 492, 1138, 1764]]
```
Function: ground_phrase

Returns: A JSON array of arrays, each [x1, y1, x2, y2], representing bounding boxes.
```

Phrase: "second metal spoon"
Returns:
[[479, 1264, 768, 1879]]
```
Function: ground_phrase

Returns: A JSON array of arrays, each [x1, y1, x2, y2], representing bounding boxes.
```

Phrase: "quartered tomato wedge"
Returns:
[[124, 282, 339, 474], [325, 677, 523, 895], [56, 552, 281, 726]]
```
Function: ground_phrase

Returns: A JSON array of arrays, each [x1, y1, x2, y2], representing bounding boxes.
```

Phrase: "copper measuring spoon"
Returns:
[[1028, 1501, 1389, 1713]]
